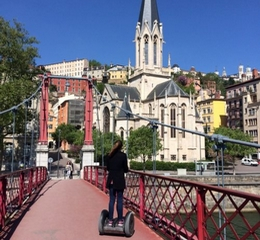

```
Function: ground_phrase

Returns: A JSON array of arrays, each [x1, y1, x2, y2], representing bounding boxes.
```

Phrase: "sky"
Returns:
[[1, 0, 260, 75]]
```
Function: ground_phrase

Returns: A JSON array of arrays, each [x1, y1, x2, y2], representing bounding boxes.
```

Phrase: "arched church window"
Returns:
[[103, 107, 110, 133], [170, 104, 177, 138], [144, 35, 149, 65], [138, 37, 141, 67], [160, 104, 164, 137], [181, 104, 186, 138], [120, 128, 124, 140], [149, 103, 152, 116], [153, 35, 158, 65]]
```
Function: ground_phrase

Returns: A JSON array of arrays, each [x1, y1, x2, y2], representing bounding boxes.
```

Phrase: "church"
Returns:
[[97, 0, 205, 162]]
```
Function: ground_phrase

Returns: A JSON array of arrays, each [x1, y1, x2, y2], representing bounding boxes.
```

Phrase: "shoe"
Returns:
[[118, 220, 124, 227], [108, 220, 113, 226]]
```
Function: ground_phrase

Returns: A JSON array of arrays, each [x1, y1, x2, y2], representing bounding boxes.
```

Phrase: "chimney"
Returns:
[[252, 69, 258, 79]]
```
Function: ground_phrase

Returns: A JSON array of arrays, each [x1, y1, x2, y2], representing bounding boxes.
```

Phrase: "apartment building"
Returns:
[[44, 58, 89, 77], [107, 65, 128, 84], [196, 91, 226, 134], [83, 65, 106, 83], [51, 76, 87, 97], [226, 74, 260, 144]]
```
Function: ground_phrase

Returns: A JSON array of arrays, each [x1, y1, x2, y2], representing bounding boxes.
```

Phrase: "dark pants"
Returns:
[[108, 186, 124, 221]]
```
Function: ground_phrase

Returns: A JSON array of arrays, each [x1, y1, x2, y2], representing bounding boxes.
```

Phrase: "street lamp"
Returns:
[[57, 129, 61, 178]]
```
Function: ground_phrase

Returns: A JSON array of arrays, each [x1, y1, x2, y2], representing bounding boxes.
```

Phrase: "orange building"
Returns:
[[52, 96, 85, 150]]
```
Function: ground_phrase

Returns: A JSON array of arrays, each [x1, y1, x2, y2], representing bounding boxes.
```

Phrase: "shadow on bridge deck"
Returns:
[[1, 179, 162, 240]]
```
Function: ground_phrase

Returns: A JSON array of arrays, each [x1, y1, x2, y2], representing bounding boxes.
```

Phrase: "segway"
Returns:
[[98, 209, 135, 237]]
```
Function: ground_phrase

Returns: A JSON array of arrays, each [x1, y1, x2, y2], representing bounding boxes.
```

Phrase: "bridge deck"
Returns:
[[2, 179, 161, 240]]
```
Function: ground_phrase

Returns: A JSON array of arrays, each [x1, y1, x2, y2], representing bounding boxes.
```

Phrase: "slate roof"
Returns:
[[146, 80, 188, 101], [117, 94, 134, 119], [138, 0, 160, 31], [106, 84, 140, 101]]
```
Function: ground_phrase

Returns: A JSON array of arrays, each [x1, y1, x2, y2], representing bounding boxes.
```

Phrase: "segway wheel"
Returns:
[[124, 211, 135, 237], [98, 209, 109, 235]]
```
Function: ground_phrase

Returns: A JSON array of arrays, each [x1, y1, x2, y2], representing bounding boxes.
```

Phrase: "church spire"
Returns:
[[135, 0, 163, 69], [138, 0, 160, 32]]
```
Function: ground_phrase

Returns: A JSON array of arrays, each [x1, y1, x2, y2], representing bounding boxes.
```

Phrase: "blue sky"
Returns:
[[1, 0, 259, 75]]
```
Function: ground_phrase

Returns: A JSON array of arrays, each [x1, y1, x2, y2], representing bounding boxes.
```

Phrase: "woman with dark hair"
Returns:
[[106, 140, 129, 226]]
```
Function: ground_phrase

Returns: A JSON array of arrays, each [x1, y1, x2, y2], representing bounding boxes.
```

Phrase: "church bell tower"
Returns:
[[135, 0, 164, 70]]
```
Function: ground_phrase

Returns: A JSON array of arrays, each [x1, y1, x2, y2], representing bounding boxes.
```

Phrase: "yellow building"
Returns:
[[107, 65, 128, 84], [196, 91, 227, 134]]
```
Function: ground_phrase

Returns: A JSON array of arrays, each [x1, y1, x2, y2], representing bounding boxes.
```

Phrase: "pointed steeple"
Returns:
[[118, 93, 133, 119], [134, 0, 163, 70], [138, 0, 160, 31]]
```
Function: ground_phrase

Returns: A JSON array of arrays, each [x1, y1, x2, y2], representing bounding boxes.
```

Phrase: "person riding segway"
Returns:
[[98, 140, 135, 237]]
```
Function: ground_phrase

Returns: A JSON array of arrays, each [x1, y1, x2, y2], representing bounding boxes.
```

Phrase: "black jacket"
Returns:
[[106, 151, 128, 190]]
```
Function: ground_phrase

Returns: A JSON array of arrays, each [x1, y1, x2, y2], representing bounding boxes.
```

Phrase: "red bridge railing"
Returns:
[[84, 166, 260, 240], [0, 167, 48, 229]]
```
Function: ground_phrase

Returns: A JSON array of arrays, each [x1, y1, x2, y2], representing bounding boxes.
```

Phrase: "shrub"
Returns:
[[130, 160, 195, 171]]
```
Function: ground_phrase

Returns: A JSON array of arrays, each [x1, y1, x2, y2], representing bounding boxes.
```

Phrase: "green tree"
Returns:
[[92, 129, 121, 165], [128, 126, 162, 171], [0, 17, 40, 168], [96, 82, 105, 95], [88, 60, 102, 68], [200, 72, 227, 96], [52, 123, 79, 148], [213, 126, 254, 175]]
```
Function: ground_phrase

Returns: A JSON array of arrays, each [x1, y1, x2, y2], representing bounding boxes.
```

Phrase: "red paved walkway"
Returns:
[[3, 179, 162, 240]]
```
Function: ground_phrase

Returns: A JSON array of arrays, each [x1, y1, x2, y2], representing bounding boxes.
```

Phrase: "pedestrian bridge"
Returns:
[[0, 166, 260, 240]]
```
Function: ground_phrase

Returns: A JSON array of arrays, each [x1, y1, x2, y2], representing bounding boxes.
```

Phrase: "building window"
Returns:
[[153, 35, 158, 65], [103, 107, 110, 133], [170, 104, 176, 138], [120, 129, 124, 140], [160, 154, 164, 160], [48, 124, 53, 129], [160, 105, 164, 138], [182, 155, 187, 161], [181, 104, 186, 138], [144, 35, 149, 65], [149, 104, 152, 116], [170, 155, 176, 161]]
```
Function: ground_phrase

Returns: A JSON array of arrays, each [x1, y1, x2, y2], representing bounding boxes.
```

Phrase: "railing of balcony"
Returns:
[[84, 166, 260, 240]]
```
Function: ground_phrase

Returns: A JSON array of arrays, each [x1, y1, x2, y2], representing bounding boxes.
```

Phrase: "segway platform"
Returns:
[[98, 209, 135, 237]]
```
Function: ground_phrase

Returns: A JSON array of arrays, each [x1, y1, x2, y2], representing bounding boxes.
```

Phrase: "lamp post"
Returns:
[[150, 123, 158, 174], [57, 129, 61, 178]]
